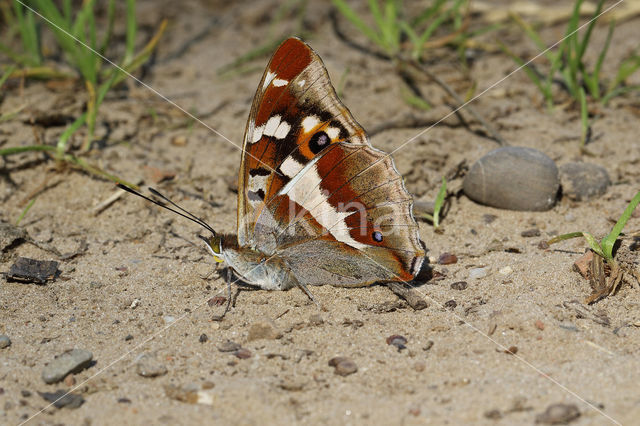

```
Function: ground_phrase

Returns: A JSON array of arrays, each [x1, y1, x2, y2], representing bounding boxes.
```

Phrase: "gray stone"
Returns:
[[0, 335, 10, 349], [135, 353, 167, 378], [464, 147, 559, 211], [42, 349, 93, 384], [559, 162, 610, 201]]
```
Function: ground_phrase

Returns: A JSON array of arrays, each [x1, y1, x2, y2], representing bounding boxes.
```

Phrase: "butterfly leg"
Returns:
[[296, 281, 318, 307], [220, 267, 233, 317]]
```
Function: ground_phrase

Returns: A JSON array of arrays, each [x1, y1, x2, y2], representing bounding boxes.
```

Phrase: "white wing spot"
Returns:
[[272, 78, 288, 87], [274, 120, 291, 140], [279, 158, 368, 250], [301, 116, 320, 133], [263, 71, 276, 90], [263, 115, 281, 138], [280, 156, 304, 178], [251, 124, 265, 143], [297, 79, 306, 87], [326, 127, 340, 140]]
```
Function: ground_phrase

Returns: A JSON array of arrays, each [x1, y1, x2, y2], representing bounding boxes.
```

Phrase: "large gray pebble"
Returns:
[[559, 162, 610, 201], [464, 147, 559, 211], [42, 349, 93, 384]]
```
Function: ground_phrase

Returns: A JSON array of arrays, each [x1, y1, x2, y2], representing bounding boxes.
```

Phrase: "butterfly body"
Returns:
[[210, 37, 425, 291]]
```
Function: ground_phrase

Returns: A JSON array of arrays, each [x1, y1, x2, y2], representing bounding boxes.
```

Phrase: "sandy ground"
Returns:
[[2, 0, 640, 424]]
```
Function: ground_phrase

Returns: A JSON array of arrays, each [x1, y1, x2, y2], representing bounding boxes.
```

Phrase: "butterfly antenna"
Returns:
[[116, 184, 217, 236]]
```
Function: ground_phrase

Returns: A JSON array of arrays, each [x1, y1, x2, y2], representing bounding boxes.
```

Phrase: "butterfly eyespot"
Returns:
[[372, 231, 383, 242], [308, 131, 330, 154]]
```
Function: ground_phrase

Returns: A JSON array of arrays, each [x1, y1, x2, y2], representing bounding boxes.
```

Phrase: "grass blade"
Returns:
[[432, 176, 447, 229], [16, 199, 36, 226], [600, 191, 640, 259]]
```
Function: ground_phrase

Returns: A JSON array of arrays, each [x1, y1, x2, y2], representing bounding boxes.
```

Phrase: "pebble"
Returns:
[[559, 162, 610, 201], [63, 374, 76, 386], [247, 321, 282, 341], [450, 281, 468, 290], [535, 320, 545, 330], [0, 335, 11, 349], [469, 267, 488, 279], [163, 316, 175, 324], [444, 300, 457, 309], [328, 357, 358, 376], [437, 253, 458, 265], [233, 348, 252, 359], [521, 228, 541, 237], [535, 403, 580, 424], [499, 266, 513, 275], [135, 353, 168, 378], [386, 335, 408, 351], [199, 334, 208, 343], [42, 349, 93, 384], [463, 147, 559, 211], [218, 340, 241, 352], [38, 390, 85, 409]]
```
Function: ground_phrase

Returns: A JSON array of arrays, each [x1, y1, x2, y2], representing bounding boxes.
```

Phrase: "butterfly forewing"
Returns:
[[238, 38, 369, 246]]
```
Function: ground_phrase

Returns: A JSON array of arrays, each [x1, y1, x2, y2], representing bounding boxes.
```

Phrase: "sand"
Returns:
[[1, 1, 639, 424]]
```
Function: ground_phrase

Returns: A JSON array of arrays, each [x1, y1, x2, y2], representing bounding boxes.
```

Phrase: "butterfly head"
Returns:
[[203, 234, 225, 263]]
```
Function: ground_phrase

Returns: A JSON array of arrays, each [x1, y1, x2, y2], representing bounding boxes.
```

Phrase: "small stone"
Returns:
[[247, 321, 281, 341], [171, 135, 187, 146], [217, 340, 241, 352], [278, 377, 306, 391], [208, 296, 227, 307], [233, 348, 252, 359], [0, 335, 11, 349], [437, 253, 458, 265], [450, 281, 468, 291], [538, 240, 550, 250], [20, 390, 31, 398], [484, 409, 502, 419], [423, 340, 434, 351], [463, 147, 559, 211], [199, 334, 208, 343], [559, 162, 610, 201], [521, 228, 541, 238], [163, 315, 175, 324], [534, 320, 545, 331], [535, 403, 580, 424], [124, 334, 133, 341], [414, 362, 426, 372], [328, 357, 357, 376], [386, 335, 408, 350], [308, 314, 324, 326], [469, 267, 487, 279], [63, 374, 76, 386], [444, 300, 457, 309], [135, 353, 167, 378], [499, 266, 513, 275], [117, 397, 132, 404], [564, 213, 576, 222], [505, 346, 518, 355], [202, 381, 215, 390], [38, 390, 84, 409], [42, 349, 93, 384]]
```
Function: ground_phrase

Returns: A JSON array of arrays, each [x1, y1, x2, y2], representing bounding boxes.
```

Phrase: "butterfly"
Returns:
[[120, 37, 424, 299]]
